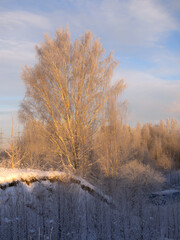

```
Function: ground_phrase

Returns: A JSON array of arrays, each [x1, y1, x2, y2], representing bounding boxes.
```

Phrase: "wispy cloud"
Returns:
[[0, 11, 51, 30], [0, 39, 35, 97], [98, 0, 177, 45], [49, 0, 178, 49], [114, 69, 180, 124], [0, 39, 35, 63], [149, 50, 180, 78]]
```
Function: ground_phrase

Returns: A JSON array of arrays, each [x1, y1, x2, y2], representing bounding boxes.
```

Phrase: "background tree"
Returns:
[[95, 83, 126, 177], [4, 117, 27, 168], [18, 120, 55, 169], [20, 27, 125, 174]]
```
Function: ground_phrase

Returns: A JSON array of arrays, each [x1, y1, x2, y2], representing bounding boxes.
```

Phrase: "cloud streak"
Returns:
[[49, 0, 178, 49], [115, 70, 180, 124], [0, 39, 35, 63], [0, 11, 51, 30]]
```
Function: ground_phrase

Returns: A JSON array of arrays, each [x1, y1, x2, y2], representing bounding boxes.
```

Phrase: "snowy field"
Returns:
[[0, 168, 180, 239]]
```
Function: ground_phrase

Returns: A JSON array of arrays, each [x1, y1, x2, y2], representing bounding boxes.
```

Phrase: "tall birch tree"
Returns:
[[20, 27, 125, 174]]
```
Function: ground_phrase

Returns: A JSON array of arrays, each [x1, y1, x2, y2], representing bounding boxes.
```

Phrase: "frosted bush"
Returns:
[[119, 160, 165, 193]]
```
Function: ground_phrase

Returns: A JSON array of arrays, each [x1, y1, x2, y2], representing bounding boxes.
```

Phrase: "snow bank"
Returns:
[[0, 168, 115, 207], [0, 168, 66, 185]]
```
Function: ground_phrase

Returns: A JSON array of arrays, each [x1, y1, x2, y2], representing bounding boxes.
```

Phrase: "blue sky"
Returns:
[[1, 0, 180, 136]]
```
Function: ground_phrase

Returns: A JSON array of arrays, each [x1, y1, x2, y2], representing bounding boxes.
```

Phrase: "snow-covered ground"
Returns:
[[0, 168, 114, 207], [0, 168, 117, 239], [0, 168, 179, 239]]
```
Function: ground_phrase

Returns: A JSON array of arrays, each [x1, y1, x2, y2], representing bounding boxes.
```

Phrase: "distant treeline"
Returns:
[[1, 117, 179, 176]]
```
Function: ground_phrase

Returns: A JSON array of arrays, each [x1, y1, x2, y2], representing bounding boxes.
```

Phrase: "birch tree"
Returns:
[[95, 82, 126, 177], [20, 27, 125, 174]]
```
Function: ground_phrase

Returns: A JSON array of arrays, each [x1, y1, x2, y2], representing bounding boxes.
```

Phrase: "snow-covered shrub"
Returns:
[[119, 160, 165, 193], [101, 159, 165, 201]]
